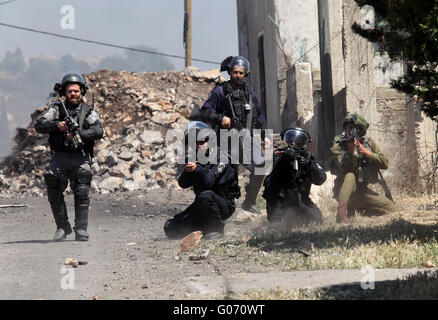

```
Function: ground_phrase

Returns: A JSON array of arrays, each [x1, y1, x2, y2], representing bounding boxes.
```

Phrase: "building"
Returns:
[[236, 0, 437, 192]]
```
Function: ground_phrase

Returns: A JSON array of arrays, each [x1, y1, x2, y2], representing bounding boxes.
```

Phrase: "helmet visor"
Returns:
[[283, 129, 310, 148], [184, 121, 214, 142]]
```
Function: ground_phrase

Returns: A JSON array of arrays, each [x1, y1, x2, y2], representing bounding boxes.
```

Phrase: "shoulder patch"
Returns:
[[43, 105, 60, 121], [86, 110, 101, 125]]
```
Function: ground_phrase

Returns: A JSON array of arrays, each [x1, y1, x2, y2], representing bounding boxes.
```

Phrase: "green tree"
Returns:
[[0, 47, 26, 74], [352, 0, 438, 121]]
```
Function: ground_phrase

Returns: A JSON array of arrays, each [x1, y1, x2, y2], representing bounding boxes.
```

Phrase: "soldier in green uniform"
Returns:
[[330, 113, 396, 223]]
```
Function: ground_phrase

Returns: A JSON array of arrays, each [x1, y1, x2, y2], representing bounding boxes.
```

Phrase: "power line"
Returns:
[[0, 21, 221, 65], [0, 0, 17, 6]]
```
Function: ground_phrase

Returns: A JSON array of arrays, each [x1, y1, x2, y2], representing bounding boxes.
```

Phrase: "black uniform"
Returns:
[[35, 101, 103, 236], [200, 81, 267, 211], [164, 153, 240, 239], [263, 147, 326, 227]]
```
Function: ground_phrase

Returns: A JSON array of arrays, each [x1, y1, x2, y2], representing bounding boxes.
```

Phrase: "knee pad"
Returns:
[[74, 168, 92, 185], [72, 168, 92, 199]]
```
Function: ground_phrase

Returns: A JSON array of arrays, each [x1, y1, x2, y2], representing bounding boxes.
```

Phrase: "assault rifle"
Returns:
[[59, 100, 85, 156], [226, 94, 244, 131], [273, 146, 311, 206], [378, 170, 395, 204], [339, 127, 359, 157]]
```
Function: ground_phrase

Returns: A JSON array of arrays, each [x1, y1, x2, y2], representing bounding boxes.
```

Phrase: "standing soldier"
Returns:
[[330, 113, 396, 223], [200, 56, 271, 215], [35, 72, 103, 241]]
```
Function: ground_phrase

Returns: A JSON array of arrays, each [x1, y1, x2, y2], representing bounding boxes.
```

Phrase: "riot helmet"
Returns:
[[342, 113, 369, 136], [54, 72, 88, 96], [183, 121, 214, 144], [183, 121, 215, 163], [281, 127, 312, 149], [220, 56, 250, 76]]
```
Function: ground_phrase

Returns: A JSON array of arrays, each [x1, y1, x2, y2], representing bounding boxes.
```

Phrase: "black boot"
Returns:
[[49, 195, 72, 241], [74, 199, 89, 241], [242, 173, 265, 214]]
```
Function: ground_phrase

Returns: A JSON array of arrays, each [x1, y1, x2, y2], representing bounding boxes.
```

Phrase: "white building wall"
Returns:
[[273, 0, 320, 69]]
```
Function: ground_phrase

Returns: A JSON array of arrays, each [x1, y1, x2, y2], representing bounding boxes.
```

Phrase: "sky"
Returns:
[[0, 0, 239, 70]]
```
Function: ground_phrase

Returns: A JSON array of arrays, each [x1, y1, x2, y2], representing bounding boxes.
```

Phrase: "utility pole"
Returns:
[[184, 0, 192, 67]]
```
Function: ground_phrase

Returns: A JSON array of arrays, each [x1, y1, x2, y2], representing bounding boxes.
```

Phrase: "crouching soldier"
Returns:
[[35, 72, 103, 241], [164, 121, 240, 239], [263, 127, 326, 228], [330, 113, 396, 222]]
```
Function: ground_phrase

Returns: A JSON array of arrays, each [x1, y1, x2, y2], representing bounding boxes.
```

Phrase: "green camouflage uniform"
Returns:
[[330, 124, 396, 217]]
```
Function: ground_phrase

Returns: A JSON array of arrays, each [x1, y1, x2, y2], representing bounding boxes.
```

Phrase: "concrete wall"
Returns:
[[415, 109, 438, 193], [273, 0, 320, 68], [236, 0, 281, 132], [342, 0, 378, 137], [376, 87, 438, 193], [375, 87, 415, 189], [374, 54, 405, 86]]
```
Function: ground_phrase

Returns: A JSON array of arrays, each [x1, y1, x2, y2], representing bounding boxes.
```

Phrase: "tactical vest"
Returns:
[[222, 82, 258, 130], [202, 162, 241, 200], [357, 137, 379, 184], [335, 135, 379, 185], [48, 102, 95, 155]]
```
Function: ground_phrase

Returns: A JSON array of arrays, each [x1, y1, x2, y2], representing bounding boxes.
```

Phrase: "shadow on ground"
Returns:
[[306, 270, 438, 300], [2, 239, 75, 244]]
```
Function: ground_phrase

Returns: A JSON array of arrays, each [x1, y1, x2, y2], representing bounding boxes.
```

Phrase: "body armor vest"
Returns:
[[356, 137, 379, 184], [223, 82, 258, 130], [338, 136, 378, 185], [48, 102, 95, 155]]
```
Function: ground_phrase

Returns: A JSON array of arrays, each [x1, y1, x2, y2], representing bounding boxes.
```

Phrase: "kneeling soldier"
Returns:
[[164, 121, 240, 239], [263, 127, 326, 228], [330, 113, 396, 222]]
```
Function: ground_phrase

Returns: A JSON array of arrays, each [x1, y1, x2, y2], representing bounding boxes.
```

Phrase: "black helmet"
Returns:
[[54, 72, 88, 96], [183, 121, 213, 143], [281, 127, 312, 149], [220, 56, 250, 76]]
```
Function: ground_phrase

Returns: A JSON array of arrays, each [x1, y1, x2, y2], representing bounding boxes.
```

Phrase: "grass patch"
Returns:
[[212, 217, 438, 271]]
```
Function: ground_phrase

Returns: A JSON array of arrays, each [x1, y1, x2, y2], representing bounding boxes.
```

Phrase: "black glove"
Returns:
[[298, 150, 311, 168], [298, 156, 311, 169], [283, 148, 296, 159]]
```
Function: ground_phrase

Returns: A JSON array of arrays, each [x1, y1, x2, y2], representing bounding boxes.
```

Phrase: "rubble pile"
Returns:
[[0, 67, 223, 197]]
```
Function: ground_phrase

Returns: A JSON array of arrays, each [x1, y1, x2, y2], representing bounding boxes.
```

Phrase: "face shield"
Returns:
[[183, 121, 216, 163], [283, 128, 311, 149]]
